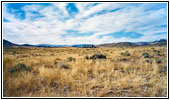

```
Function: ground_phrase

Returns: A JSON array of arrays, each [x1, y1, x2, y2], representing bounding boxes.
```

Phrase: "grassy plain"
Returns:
[[3, 46, 167, 97]]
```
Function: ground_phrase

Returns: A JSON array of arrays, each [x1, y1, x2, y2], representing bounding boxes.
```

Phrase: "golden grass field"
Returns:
[[3, 46, 167, 97]]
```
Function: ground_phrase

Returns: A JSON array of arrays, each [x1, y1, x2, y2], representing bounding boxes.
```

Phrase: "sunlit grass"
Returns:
[[3, 46, 167, 97]]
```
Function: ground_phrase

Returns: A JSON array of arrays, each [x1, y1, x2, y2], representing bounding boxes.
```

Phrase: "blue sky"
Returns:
[[3, 3, 167, 45]]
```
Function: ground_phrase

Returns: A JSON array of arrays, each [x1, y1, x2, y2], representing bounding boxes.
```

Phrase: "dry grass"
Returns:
[[3, 46, 167, 97]]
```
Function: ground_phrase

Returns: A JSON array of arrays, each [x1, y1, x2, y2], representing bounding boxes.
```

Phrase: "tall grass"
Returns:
[[3, 46, 167, 97]]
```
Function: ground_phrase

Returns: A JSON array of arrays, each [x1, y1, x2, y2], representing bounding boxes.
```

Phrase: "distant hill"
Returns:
[[149, 39, 167, 46], [3, 40, 68, 47], [3, 39, 18, 47], [97, 39, 167, 47], [97, 42, 138, 47], [3, 39, 167, 48], [135, 42, 149, 46], [21, 44, 35, 47], [36, 44, 68, 47], [152, 39, 167, 43], [72, 44, 96, 48]]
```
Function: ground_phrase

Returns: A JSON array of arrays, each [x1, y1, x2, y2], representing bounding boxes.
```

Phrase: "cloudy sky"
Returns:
[[3, 3, 167, 45]]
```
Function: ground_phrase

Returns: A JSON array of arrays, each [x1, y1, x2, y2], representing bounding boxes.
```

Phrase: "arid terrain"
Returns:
[[3, 46, 167, 97]]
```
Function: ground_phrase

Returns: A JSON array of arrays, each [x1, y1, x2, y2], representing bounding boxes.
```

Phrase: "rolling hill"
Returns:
[[97, 39, 167, 47], [3, 39, 19, 47], [3, 39, 167, 48]]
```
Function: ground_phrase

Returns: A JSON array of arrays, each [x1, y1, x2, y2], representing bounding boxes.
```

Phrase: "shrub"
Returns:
[[119, 58, 127, 62], [157, 50, 160, 53], [153, 50, 160, 53], [159, 66, 167, 74], [54, 58, 62, 64], [121, 51, 130, 56], [85, 55, 89, 59], [151, 47, 155, 50], [157, 53, 162, 56], [142, 52, 152, 58], [8, 63, 30, 74], [126, 67, 134, 73], [57, 62, 69, 69], [153, 50, 161, 56], [145, 59, 152, 64], [90, 54, 106, 59], [54, 61, 58, 65], [12, 51, 17, 55], [153, 49, 157, 52], [67, 57, 76, 61], [157, 59, 162, 64]]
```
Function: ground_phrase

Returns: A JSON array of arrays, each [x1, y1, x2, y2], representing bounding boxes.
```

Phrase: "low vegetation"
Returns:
[[90, 53, 106, 59], [56, 62, 69, 69], [120, 51, 130, 56], [3, 46, 167, 97], [8, 63, 30, 74], [67, 57, 76, 61], [142, 52, 152, 58]]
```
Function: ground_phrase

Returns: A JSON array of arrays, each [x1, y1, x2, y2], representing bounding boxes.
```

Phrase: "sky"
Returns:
[[3, 3, 167, 45]]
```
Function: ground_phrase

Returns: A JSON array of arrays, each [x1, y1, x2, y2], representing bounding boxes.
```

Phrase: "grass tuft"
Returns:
[[90, 54, 106, 59], [8, 63, 30, 74]]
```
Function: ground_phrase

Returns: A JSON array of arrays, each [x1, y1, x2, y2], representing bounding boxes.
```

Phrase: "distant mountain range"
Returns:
[[72, 44, 96, 48], [97, 39, 167, 47], [35, 44, 68, 47], [3, 39, 167, 48]]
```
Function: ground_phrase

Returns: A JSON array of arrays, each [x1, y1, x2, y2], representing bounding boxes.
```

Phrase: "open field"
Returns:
[[3, 46, 167, 97]]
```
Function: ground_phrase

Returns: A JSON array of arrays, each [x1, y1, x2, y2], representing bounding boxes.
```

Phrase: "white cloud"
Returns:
[[22, 4, 43, 12], [3, 3, 167, 45]]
